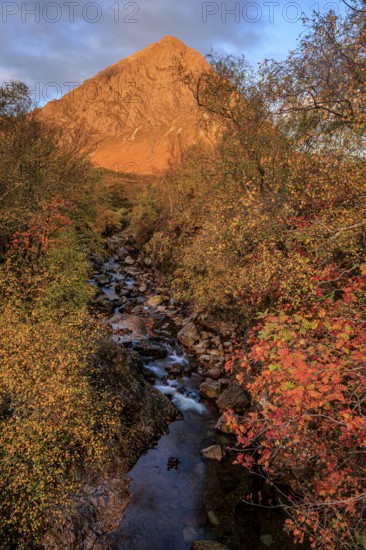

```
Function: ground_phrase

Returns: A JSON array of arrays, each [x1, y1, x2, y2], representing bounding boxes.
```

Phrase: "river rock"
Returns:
[[131, 341, 167, 358], [119, 288, 131, 296], [177, 322, 200, 348], [112, 315, 149, 343], [207, 368, 222, 380], [142, 368, 156, 384], [201, 445, 225, 462], [131, 305, 144, 315], [95, 293, 110, 303], [107, 313, 122, 323], [215, 412, 239, 434], [116, 246, 129, 260], [166, 309, 178, 317], [195, 340, 208, 354], [166, 364, 184, 375], [95, 274, 110, 286], [146, 295, 163, 307], [199, 354, 214, 363], [199, 380, 222, 399], [211, 336, 222, 346], [192, 542, 230, 550], [167, 456, 180, 470], [138, 283, 147, 293], [208, 349, 224, 358], [94, 296, 114, 314], [216, 382, 249, 414], [124, 255, 135, 265]]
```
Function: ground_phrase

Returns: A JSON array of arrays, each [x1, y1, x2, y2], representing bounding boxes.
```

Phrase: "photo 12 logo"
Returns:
[[1, 79, 140, 106], [202, 1, 339, 23], [1, 2, 139, 24]]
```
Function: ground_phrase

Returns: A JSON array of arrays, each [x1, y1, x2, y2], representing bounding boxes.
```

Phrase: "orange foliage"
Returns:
[[227, 274, 366, 547]]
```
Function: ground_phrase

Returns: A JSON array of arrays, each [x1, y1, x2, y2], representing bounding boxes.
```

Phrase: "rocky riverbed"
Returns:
[[96, 233, 249, 424]]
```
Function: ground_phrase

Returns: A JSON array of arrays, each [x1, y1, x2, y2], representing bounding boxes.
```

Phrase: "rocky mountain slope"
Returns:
[[40, 36, 212, 175]]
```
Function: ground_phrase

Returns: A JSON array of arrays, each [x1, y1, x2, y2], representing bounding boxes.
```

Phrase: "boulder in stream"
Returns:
[[177, 322, 200, 348], [130, 340, 167, 359], [94, 274, 110, 286], [167, 456, 180, 470], [166, 363, 184, 376], [195, 340, 209, 354], [124, 255, 135, 265], [116, 246, 129, 260], [216, 382, 249, 414], [201, 445, 226, 462], [199, 380, 222, 399], [112, 315, 149, 343], [207, 368, 222, 380]]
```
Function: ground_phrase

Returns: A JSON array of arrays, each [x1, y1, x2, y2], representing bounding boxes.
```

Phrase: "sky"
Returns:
[[0, 0, 344, 105]]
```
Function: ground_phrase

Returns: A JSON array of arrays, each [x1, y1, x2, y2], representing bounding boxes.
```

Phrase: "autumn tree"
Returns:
[[262, 2, 366, 139], [0, 81, 31, 117]]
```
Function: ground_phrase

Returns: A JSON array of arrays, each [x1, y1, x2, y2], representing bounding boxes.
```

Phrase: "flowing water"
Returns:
[[94, 255, 301, 550], [111, 347, 223, 549]]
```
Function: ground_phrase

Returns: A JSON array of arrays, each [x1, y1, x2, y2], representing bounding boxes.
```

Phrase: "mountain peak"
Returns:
[[40, 38, 212, 175], [158, 35, 185, 45]]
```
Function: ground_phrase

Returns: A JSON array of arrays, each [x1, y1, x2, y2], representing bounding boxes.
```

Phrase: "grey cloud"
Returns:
[[0, 0, 332, 103]]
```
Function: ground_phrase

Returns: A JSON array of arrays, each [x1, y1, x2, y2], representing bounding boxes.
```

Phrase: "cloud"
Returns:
[[0, 0, 342, 103]]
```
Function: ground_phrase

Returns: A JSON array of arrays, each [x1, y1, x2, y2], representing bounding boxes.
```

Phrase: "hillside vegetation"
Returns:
[[0, 83, 125, 548], [130, 6, 366, 548]]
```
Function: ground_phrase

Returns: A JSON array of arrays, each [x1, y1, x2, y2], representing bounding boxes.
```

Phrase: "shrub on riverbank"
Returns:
[[226, 274, 366, 548], [0, 84, 123, 548]]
